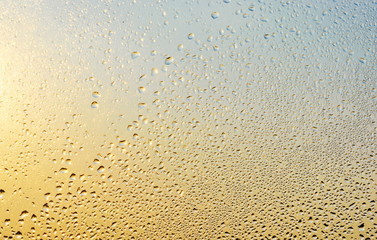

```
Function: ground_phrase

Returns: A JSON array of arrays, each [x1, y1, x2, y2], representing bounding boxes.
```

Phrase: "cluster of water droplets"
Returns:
[[0, 0, 376, 239]]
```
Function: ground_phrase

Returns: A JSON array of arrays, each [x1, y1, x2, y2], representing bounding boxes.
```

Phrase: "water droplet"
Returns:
[[260, 17, 269, 22], [138, 103, 147, 108], [139, 74, 146, 81], [187, 33, 195, 40], [177, 44, 184, 51], [15, 231, 22, 238], [151, 68, 159, 76], [359, 57, 366, 63], [133, 133, 140, 140], [165, 56, 174, 65], [138, 86, 146, 93], [119, 140, 127, 146], [91, 101, 99, 108], [97, 166, 105, 173], [211, 12, 220, 19], [20, 211, 29, 218], [92, 91, 101, 98], [131, 51, 141, 59]]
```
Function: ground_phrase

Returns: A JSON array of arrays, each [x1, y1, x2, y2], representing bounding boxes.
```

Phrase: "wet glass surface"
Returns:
[[0, 0, 376, 239]]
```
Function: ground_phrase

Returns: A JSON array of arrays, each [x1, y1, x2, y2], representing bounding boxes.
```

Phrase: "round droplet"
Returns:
[[177, 44, 184, 51], [151, 68, 159, 76], [131, 51, 140, 59], [211, 12, 220, 19], [187, 33, 195, 40], [119, 140, 127, 146], [133, 133, 140, 140], [165, 57, 174, 65], [15, 232, 22, 238], [138, 86, 146, 93], [92, 91, 101, 98], [91, 101, 99, 108], [151, 50, 157, 56]]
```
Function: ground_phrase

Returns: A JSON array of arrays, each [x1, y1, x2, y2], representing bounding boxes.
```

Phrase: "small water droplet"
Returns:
[[15, 231, 22, 239], [151, 68, 159, 76], [139, 74, 146, 81], [97, 166, 105, 173], [20, 211, 29, 218], [138, 103, 147, 108], [260, 17, 269, 22], [119, 140, 127, 146], [211, 12, 220, 19], [138, 86, 146, 93], [133, 133, 140, 140], [92, 91, 101, 98], [187, 33, 195, 40], [165, 56, 174, 65], [177, 44, 184, 51], [131, 51, 141, 59], [359, 57, 366, 63], [91, 101, 99, 108]]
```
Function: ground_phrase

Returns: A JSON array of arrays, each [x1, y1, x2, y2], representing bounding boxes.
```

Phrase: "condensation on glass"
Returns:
[[0, 0, 376, 239]]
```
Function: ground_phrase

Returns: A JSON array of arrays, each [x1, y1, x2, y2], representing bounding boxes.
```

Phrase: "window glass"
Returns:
[[0, 0, 376, 239]]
